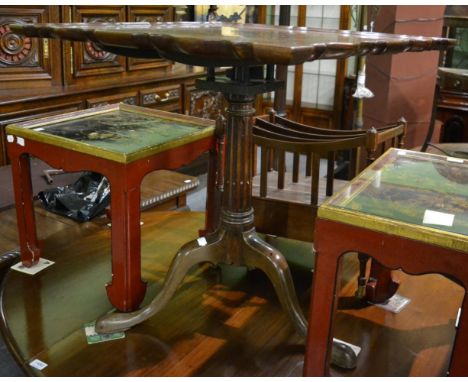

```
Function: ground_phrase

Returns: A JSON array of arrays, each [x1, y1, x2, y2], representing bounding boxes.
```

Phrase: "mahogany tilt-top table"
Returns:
[[11, 21, 456, 371]]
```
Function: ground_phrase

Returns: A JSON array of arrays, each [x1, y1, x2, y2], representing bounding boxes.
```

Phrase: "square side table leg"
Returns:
[[106, 169, 147, 312], [447, 288, 468, 376], [9, 148, 42, 267]]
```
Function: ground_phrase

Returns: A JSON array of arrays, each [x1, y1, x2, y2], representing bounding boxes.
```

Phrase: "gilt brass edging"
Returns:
[[318, 205, 468, 253], [6, 104, 215, 164]]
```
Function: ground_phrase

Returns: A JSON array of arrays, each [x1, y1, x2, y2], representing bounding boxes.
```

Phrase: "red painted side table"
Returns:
[[6, 103, 216, 312], [304, 148, 468, 376]]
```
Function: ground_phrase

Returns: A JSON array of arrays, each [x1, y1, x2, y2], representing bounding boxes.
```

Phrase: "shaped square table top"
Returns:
[[11, 22, 456, 67], [318, 148, 468, 252], [6, 104, 215, 163]]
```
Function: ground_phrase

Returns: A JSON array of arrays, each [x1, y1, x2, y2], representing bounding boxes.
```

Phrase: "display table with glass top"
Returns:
[[304, 148, 468, 376], [6, 103, 216, 312], [11, 22, 456, 370]]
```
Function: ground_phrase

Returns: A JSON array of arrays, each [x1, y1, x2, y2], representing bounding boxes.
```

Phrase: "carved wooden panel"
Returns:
[[185, 85, 225, 120], [127, 6, 173, 72], [0, 6, 61, 87], [62, 6, 126, 82]]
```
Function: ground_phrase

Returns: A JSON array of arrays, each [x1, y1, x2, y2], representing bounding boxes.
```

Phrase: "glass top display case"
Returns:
[[6, 103, 214, 163], [319, 148, 468, 251]]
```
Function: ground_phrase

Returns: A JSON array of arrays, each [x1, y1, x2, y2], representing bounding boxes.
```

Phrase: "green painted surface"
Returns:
[[332, 151, 468, 236], [33, 110, 209, 156]]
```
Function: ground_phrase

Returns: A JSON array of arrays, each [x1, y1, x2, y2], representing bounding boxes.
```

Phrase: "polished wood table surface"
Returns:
[[0, 208, 462, 377], [11, 21, 456, 371], [12, 22, 454, 65], [305, 148, 468, 376]]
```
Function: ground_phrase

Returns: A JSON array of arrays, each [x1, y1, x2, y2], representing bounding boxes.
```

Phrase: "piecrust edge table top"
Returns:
[[10, 22, 457, 66]]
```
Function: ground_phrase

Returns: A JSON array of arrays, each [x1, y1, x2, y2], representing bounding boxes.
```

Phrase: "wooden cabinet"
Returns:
[[0, 5, 61, 89], [61, 5, 173, 87], [436, 6, 468, 143], [126, 6, 174, 72], [62, 6, 127, 82], [0, 5, 213, 167], [437, 68, 468, 142], [0, 6, 174, 89]]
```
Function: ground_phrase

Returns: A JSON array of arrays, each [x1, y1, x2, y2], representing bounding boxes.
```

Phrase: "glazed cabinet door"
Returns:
[[0, 5, 61, 88]]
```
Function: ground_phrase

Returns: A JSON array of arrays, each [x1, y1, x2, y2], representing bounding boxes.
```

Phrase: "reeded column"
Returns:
[[220, 93, 256, 265], [222, 93, 255, 215]]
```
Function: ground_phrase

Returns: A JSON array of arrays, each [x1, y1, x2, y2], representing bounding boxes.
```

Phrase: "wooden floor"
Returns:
[[0, 205, 464, 377]]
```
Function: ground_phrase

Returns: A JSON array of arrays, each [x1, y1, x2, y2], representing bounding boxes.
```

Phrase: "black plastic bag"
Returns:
[[38, 172, 110, 222]]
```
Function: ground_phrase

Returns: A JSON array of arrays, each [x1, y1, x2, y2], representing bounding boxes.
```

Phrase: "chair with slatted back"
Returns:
[[251, 125, 370, 242], [261, 109, 407, 179], [252, 113, 407, 302]]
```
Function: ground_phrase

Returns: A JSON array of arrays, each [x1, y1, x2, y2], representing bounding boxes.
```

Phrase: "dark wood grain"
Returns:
[[0, 207, 462, 377], [10, 22, 456, 66]]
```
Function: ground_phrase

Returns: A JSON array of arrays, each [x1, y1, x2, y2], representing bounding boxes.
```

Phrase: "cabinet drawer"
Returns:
[[439, 68, 468, 93], [441, 75, 468, 92], [140, 85, 181, 111], [86, 92, 138, 108]]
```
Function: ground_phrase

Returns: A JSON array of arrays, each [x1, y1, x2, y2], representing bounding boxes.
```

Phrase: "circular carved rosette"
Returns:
[[84, 40, 114, 61], [0, 23, 34, 65], [82, 16, 117, 63]]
